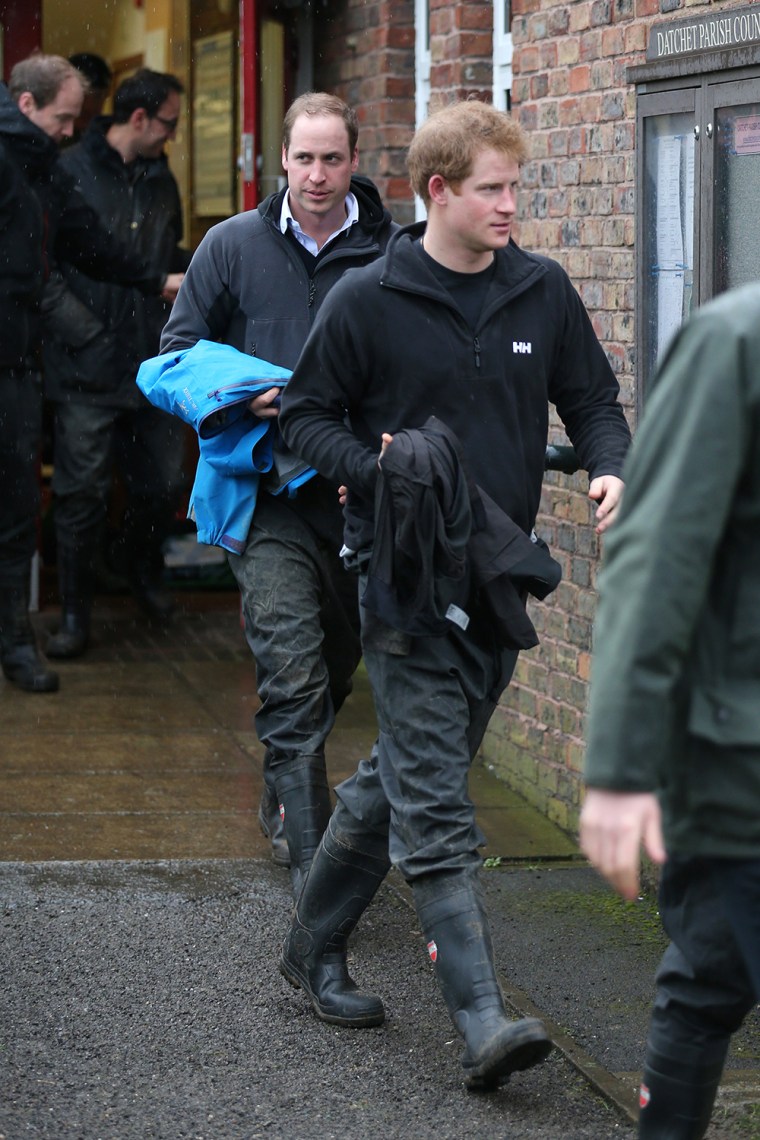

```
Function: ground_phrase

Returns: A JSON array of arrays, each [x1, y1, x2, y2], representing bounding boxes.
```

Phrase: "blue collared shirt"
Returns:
[[280, 190, 359, 255]]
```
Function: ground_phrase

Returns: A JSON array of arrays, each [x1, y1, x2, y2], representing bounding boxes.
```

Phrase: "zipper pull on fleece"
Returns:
[[308, 279, 317, 308], [473, 336, 481, 369]]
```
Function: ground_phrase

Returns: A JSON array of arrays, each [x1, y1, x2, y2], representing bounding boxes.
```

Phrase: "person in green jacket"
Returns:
[[580, 282, 760, 1139]]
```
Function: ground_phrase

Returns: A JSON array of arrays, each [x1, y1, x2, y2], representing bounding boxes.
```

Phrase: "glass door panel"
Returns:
[[707, 83, 760, 296], [637, 88, 700, 393]]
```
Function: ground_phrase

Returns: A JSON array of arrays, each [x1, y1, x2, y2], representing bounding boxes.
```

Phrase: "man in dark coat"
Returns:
[[43, 68, 189, 661], [159, 92, 397, 892], [0, 54, 168, 693]]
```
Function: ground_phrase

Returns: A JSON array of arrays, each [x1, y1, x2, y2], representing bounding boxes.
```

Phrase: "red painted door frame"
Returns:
[[239, 0, 259, 209], [1, 0, 43, 81]]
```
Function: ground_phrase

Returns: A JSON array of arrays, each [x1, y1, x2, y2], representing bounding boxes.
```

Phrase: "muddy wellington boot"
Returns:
[[275, 755, 333, 898], [414, 872, 553, 1090], [0, 579, 59, 693], [257, 750, 290, 868], [280, 810, 390, 1027]]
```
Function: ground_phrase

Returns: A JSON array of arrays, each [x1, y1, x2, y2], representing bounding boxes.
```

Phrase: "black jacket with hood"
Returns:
[[0, 84, 48, 370], [43, 116, 190, 407], [159, 176, 398, 544], [0, 84, 161, 373], [280, 223, 632, 554]]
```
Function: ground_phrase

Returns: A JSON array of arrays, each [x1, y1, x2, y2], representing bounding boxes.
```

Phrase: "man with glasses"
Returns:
[[43, 69, 190, 659]]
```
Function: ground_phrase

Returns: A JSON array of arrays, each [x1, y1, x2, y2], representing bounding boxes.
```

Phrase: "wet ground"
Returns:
[[1, 589, 758, 1138]]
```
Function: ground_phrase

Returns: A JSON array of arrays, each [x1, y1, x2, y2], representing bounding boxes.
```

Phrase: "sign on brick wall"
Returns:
[[647, 4, 760, 60]]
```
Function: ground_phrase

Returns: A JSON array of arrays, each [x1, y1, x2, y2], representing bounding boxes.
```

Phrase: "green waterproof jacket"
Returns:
[[584, 281, 760, 858]]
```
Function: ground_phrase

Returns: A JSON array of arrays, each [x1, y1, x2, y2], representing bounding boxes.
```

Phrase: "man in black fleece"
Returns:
[[159, 92, 397, 893], [278, 101, 631, 1090]]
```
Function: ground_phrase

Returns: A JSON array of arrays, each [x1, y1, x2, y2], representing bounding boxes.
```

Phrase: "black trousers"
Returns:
[[0, 367, 42, 586], [648, 855, 758, 1069]]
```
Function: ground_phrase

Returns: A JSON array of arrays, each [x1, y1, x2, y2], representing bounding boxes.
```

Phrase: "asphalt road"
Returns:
[[2, 858, 633, 1140]]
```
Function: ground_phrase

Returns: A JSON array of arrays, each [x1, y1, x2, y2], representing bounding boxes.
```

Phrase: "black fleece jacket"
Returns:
[[279, 224, 632, 553]]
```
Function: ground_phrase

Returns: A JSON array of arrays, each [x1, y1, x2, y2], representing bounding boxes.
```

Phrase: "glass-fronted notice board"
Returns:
[[193, 30, 235, 218]]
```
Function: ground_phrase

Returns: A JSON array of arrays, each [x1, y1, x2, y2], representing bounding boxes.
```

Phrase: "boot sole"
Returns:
[[464, 1022, 554, 1091], [2, 667, 60, 693], [46, 638, 89, 660], [279, 955, 385, 1029]]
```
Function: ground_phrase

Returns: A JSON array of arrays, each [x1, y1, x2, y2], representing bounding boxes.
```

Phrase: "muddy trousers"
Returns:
[[228, 497, 361, 890]]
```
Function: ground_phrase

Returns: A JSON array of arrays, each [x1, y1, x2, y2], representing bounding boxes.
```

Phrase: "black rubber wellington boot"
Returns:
[[47, 609, 89, 659], [257, 751, 290, 868], [280, 809, 390, 1027], [637, 1049, 725, 1139], [47, 543, 93, 660], [0, 580, 59, 693], [275, 756, 333, 898], [122, 522, 175, 624], [414, 872, 553, 1091]]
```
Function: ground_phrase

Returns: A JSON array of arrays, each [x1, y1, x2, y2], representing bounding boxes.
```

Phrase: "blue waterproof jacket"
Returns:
[[137, 339, 315, 553]]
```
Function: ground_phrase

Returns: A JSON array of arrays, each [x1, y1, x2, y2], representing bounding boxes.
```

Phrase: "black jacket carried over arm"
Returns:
[[364, 417, 562, 647]]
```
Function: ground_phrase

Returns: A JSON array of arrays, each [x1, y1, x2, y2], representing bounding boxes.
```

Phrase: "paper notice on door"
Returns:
[[657, 271, 685, 360], [656, 135, 684, 267], [734, 116, 760, 155]]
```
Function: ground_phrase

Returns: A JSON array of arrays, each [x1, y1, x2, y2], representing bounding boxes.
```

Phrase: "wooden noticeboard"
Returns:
[[192, 29, 235, 218]]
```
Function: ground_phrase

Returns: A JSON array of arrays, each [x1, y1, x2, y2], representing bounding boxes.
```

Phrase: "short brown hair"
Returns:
[[9, 53, 85, 108], [282, 92, 359, 155], [407, 100, 529, 207]]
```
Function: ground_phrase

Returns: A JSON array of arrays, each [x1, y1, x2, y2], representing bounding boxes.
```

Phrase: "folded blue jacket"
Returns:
[[136, 340, 315, 553]]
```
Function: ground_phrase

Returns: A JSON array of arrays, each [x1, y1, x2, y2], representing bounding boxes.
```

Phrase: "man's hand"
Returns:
[[247, 387, 281, 419], [161, 273, 184, 303], [588, 474, 624, 534], [378, 432, 394, 466], [339, 429, 394, 505], [579, 788, 666, 900]]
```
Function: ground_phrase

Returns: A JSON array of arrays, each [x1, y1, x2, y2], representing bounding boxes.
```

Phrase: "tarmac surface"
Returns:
[[1, 590, 758, 1139]]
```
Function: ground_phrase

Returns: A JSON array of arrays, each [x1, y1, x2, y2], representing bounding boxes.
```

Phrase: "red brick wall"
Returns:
[[429, 0, 495, 102], [485, 0, 734, 833], [313, 0, 417, 223], [483, 0, 643, 831]]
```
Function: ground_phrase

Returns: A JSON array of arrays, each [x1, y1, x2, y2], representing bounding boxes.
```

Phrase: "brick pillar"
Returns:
[[314, 0, 417, 223], [429, 0, 494, 104]]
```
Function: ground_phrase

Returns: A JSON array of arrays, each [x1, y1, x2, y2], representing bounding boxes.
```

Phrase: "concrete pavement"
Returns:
[[1, 591, 758, 1138]]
